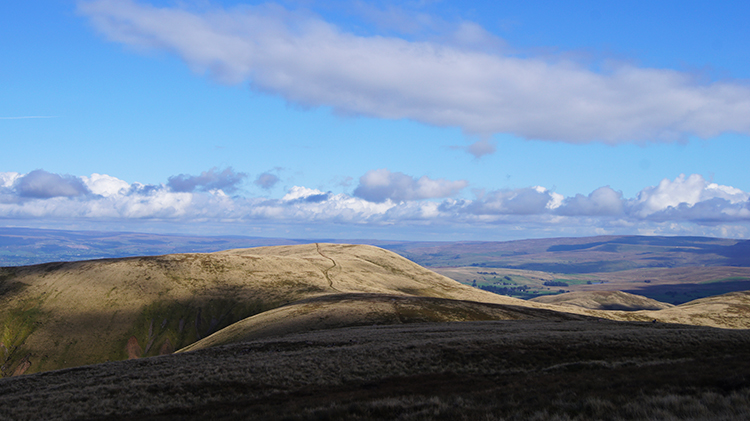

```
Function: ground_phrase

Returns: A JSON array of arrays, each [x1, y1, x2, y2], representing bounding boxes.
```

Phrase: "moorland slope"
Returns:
[[3, 320, 750, 420], [530, 290, 674, 311], [0, 243, 572, 376], [3, 243, 750, 378]]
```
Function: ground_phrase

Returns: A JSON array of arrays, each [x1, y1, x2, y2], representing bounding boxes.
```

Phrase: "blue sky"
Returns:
[[2, 0, 750, 241]]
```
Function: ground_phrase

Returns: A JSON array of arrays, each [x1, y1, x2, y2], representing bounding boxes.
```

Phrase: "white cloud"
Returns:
[[632, 174, 750, 218], [353, 168, 468, 202], [78, 0, 750, 145], [558, 186, 624, 216], [282, 187, 395, 221], [458, 186, 556, 215], [82, 173, 130, 197], [282, 186, 328, 202], [0, 172, 20, 189]]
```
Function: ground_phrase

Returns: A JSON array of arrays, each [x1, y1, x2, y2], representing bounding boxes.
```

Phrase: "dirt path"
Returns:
[[315, 243, 340, 292]]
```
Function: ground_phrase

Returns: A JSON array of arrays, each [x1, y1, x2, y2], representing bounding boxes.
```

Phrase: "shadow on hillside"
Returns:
[[2, 320, 750, 420], [624, 280, 750, 305]]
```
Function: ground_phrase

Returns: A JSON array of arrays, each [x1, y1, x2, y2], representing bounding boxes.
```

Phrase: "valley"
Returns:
[[434, 265, 750, 304]]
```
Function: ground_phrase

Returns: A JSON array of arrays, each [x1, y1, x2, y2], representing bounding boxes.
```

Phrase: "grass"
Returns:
[[551, 278, 599, 286], [3, 239, 750, 418], [0, 244, 544, 376], [0, 295, 47, 377], [2, 242, 750, 380], [701, 276, 750, 284], [125, 298, 277, 359], [2, 319, 750, 420]]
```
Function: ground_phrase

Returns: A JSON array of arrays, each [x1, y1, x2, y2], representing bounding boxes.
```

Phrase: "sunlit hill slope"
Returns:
[[2, 243, 750, 377], [0, 243, 546, 376]]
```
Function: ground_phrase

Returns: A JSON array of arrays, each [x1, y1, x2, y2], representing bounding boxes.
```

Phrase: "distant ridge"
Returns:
[[2, 227, 748, 270]]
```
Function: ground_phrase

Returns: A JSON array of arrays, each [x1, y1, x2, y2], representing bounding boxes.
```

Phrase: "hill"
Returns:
[[3, 228, 749, 273], [2, 319, 750, 420], [636, 291, 750, 328], [3, 242, 750, 419], [5, 227, 750, 305], [4, 242, 750, 379], [179, 288, 750, 353], [0, 243, 561, 376], [178, 293, 593, 353], [529, 290, 674, 311], [434, 265, 750, 304], [392, 235, 750, 270], [0, 227, 317, 266]]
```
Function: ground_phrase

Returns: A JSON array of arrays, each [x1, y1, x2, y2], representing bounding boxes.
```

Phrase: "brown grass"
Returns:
[[3, 243, 750, 377], [178, 293, 594, 352], [530, 290, 675, 311], [0, 243, 537, 376]]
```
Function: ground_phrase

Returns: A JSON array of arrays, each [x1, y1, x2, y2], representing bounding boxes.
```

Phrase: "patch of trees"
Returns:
[[480, 285, 529, 295], [477, 271, 498, 275], [543, 280, 569, 287]]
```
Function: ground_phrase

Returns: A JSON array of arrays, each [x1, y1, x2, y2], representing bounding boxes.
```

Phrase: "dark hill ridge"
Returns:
[[392, 235, 749, 271], [2, 320, 750, 420], [2, 228, 749, 271], [0, 227, 317, 266]]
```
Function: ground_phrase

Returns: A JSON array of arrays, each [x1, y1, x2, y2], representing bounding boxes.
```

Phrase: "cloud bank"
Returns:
[[353, 169, 468, 203], [78, 0, 750, 144], [1, 169, 749, 240], [167, 167, 246, 193], [15, 170, 89, 198]]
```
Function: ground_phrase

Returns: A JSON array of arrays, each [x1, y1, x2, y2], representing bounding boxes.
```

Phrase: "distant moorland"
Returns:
[[2, 228, 749, 305], [3, 227, 749, 269]]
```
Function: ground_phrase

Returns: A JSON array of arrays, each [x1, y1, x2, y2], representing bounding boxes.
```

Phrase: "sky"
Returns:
[[2, 0, 750, 241]]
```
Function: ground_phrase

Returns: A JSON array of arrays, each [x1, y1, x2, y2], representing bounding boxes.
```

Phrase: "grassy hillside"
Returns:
[[529, 290, 674, 311], [178, 293, 595, 352], [179, 288, 750, 353], [3, 242, 750, 379], [0, 243, 549, 376]]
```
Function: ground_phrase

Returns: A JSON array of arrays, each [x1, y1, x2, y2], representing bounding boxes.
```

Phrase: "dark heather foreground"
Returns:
[[2, 320, 750, 421]]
